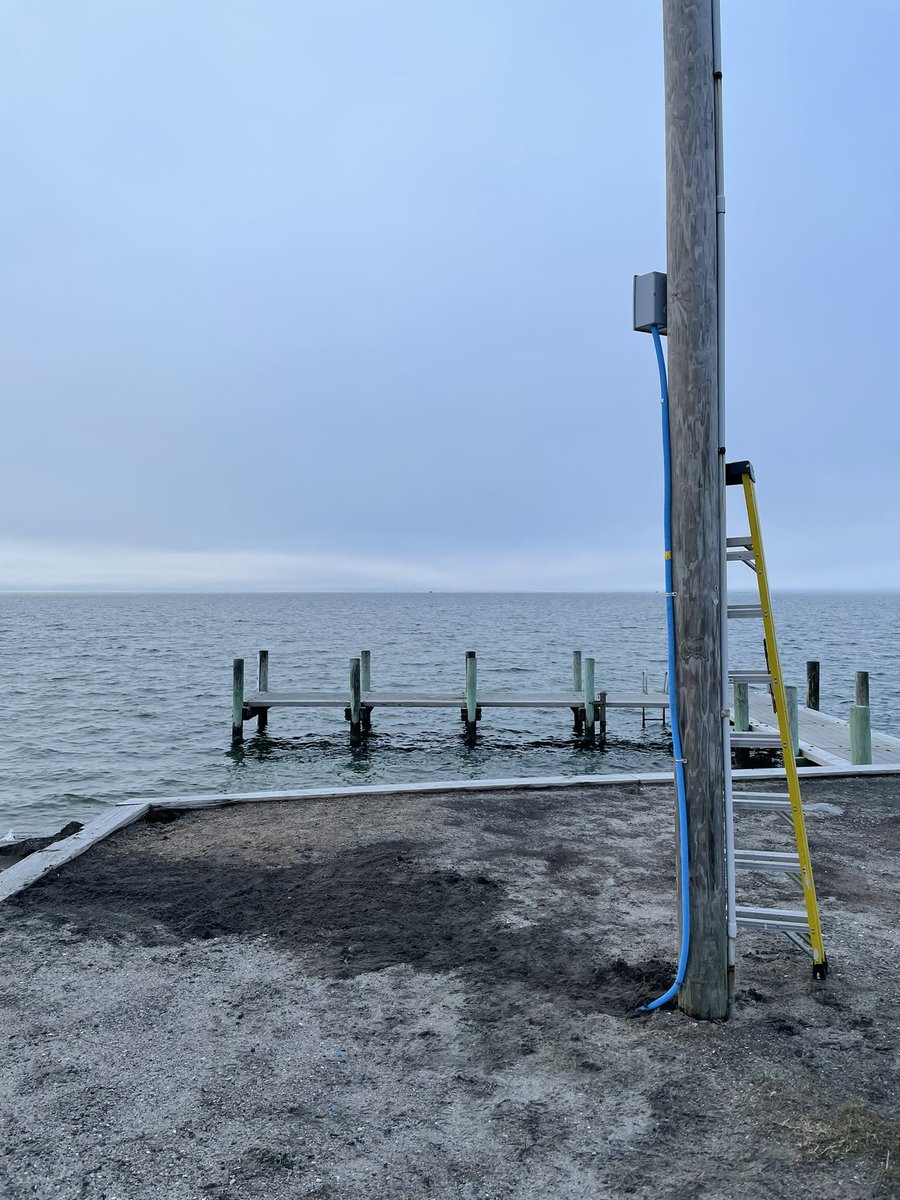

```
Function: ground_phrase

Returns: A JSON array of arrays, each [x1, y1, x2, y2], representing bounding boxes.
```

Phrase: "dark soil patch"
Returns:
[[13, 836, 670, 1015]]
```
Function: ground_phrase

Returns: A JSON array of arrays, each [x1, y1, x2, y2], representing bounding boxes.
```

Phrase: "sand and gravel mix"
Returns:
[[2, 776, 900, 1199]]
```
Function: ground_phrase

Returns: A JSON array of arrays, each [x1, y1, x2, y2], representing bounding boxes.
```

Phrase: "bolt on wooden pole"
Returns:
[[664, 0, 728, 1019]]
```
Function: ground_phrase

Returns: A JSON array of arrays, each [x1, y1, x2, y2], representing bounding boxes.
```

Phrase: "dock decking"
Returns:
[[243, 689, 670, 711], [748, 690, 900, 769]]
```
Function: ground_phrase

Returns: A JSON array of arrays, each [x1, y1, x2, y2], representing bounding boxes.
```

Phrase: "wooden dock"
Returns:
[[232, 648, 670, 746], [242, 689, 669, 711], [229, 649, 898, 770], [747, 690, 900, 769]]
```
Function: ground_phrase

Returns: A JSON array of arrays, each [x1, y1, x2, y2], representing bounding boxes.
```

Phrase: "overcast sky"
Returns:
[[2, 1, 898, 591]]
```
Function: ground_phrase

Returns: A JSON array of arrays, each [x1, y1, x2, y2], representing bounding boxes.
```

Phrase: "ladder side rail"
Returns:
[[741, 473, 827, 975]]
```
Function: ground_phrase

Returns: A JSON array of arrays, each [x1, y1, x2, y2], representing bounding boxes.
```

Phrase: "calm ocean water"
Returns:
[[2, 591, 898, 830]]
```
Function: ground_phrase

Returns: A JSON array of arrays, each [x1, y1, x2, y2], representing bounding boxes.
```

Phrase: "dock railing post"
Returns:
[[360, 649, 372, 732], [464, 651, 478, 745], [583, 656, 596, 739], [349, 657, 362, 744], [806, 660, 820, 711], [785, 685, 800, 762], [733, 682, 749, 732], [231, 658, 245, 743], [257, 650, 269, 733], [572, 650, 584, 733]]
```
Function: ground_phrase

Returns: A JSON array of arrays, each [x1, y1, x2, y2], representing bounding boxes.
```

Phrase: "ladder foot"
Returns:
[[812, 957, 829, 981]]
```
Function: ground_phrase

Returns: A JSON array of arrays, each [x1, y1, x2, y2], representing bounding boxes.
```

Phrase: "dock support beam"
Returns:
[[664, 0, 728, 1019], [464, 651, 478, 745], [806, 660, 820, 711], [257, 650, 269, 733], [231, 658, 245, 744]]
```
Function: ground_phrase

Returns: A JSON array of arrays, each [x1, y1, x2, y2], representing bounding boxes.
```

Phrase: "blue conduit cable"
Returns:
[[637, 324, 691, 1013]]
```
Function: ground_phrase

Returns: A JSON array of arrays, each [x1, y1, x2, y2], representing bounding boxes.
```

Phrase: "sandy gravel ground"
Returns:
[[2, 776, 900, 1200]]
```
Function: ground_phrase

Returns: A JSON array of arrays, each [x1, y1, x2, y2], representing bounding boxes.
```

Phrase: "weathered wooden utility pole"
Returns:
[[663, 0, 728, 1019]]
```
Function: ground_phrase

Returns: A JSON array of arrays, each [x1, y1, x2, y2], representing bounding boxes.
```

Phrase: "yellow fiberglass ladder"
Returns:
[[725, 460, 828, 979]]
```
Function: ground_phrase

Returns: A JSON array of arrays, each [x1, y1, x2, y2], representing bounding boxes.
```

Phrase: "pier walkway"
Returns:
[[243, 689, 669, 712], [748, 691, 900, 769]]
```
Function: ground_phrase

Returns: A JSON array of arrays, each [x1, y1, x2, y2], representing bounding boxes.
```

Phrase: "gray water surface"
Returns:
[[2, 591, 896, 827]]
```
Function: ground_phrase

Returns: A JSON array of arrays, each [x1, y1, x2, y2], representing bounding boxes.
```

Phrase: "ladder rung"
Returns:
[[730, 732, 782, 749], [734, 849, 801, 873], [727, 604, 763, 619], [735, 905, 809, 932], [731, 793, 792, 812], [729, 670, 773, 683], [727, 550, 756, 562], [726, 536, 754, 547]]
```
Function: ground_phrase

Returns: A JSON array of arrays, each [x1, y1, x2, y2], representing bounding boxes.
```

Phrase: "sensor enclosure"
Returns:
[[633, 271, 667, 334]]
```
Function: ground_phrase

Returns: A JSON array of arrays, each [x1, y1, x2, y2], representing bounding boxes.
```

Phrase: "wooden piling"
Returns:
[[583, 657, 596, 738], [855, 671, 869, 708], [231, 658, 245, 743], [257, 650, 269, 732], [806, 660, 820, 711], [465, 651, 478, 744], [664, 0, 727, 1019], [572, 650, 584, 733], [360, 650, 372, 733], [598, 690, 608, 748], [348, 658, 362, 744], [733, 682, 749, 732], [850, 703, 872, 765], [785, 685, 800, 762]]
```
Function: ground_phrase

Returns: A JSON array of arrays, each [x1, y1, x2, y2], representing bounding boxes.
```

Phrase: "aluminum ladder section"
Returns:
[[725, 460, 828, 978]]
